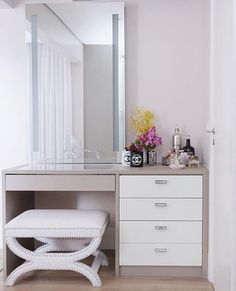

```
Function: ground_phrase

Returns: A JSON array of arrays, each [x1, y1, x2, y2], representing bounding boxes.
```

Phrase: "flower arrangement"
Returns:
[[130, 108, 162, 152], [136, 126, 162, 151], [127, 141, 143, 152], [130, 108, 154, 134]]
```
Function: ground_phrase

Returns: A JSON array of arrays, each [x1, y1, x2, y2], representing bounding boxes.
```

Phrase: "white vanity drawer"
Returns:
[[120, 198, 202, 221], [120, 221, 202, 244], [5, 174, 115, 191], [120, 175, 202, 198], [119, 243, 202, 266]]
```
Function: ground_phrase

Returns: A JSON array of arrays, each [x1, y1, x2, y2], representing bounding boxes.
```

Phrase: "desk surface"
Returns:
[[3, 163, 208, 175]]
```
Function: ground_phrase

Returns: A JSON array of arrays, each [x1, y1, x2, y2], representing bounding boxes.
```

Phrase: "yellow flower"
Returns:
[[130, 107, 154, 134]]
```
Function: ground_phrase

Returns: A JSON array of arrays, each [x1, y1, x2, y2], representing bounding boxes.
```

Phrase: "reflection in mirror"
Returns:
[[25, 2, 125, 164]]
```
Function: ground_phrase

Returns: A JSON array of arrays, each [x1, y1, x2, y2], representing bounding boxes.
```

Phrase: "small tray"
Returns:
[[169, 164, 186, 170]]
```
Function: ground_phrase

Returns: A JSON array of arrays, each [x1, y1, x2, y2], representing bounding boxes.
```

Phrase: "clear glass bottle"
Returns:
[[170, 151, 180, 167], [173, 127, 181, 151]]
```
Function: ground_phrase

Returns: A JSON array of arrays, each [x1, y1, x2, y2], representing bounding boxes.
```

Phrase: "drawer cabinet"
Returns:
[[119, 175, 203, 267], [120, 243, 202, 266], [120, 175, 202, 198], [120, 198, 202, 221], [120, 221, 202, 244]]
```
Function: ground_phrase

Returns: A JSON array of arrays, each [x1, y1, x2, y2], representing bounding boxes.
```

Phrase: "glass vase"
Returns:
[[146, 149, 156, 165]]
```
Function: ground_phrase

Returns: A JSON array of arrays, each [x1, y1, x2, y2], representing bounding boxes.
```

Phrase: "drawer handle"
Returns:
[[154, 248, 168, 253], [155, 225, 168, 231], [155, 180, 167, 185], [155, 202, 168, 207]]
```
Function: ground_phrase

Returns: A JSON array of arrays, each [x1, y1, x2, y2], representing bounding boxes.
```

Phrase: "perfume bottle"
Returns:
[[173, 127, 181, 151], [182, 135, 195, 156]]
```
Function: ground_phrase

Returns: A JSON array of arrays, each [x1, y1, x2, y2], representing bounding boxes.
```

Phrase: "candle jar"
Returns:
[[130, 151, 143, 167], [122, 150, 131, 166]]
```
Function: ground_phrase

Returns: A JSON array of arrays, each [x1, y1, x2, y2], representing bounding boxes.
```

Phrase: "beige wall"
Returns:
[[124, 0, 210, 164]]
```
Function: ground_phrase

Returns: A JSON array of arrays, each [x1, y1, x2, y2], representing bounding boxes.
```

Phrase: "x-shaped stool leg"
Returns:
[[6, 236, 108, 287]]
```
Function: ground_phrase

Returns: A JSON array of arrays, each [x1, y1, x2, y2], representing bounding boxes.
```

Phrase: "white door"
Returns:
[[208, 0, 236, 290]]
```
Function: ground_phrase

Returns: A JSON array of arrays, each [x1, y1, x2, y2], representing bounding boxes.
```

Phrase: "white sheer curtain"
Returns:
[[28, 43, 73, 162]]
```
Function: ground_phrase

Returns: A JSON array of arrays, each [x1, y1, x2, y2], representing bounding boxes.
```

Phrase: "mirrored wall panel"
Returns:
[[26, 2, 125, 164]]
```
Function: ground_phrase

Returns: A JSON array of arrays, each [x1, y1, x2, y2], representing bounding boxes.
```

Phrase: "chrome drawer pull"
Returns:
[[155, 202, 168, 207], [155, 180, 167, 184], [154, 248, 168, 253], [155, 225, 168, 231]]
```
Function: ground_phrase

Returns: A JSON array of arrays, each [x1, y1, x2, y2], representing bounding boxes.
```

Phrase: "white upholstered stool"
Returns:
[[5, 209, 109, 287]]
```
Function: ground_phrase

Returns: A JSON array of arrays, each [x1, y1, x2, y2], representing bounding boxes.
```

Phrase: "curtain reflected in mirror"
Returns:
[[26, 2, 125, 164]]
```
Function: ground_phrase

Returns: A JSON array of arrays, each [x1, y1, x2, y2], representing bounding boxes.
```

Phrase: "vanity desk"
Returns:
[[2, 164, 208, 279]]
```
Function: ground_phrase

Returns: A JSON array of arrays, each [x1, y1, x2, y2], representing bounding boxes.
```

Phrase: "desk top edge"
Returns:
[[3, 164, 209, 176]]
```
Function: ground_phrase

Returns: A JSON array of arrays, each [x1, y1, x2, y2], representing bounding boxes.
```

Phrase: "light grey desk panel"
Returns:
[[5, 174, 116, 191]]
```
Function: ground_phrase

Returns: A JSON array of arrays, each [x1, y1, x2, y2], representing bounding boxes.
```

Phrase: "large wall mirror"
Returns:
[[25, 2, 125, 164]]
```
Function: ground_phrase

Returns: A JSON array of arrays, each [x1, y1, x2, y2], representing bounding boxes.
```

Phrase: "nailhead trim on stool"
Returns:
[[5, 209, 110, 287]]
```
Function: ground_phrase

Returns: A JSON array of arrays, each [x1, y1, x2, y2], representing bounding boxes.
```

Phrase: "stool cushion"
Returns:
[[5, 209, 109, 238]]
